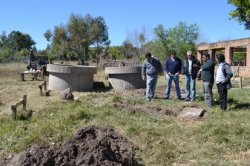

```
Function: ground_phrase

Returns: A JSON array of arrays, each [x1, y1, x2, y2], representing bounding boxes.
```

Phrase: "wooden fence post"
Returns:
[[22, 94, 27, 111], [11, 105, 17, 120], [239, 77, 242, 90], [11, 94, 27, 120]]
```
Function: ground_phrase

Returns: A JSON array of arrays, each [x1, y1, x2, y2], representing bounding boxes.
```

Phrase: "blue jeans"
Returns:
[[166, 75, 181, 98], [185, 75, 196, 100], [146, 75, 158, 100], [203, 81, 213, 107]]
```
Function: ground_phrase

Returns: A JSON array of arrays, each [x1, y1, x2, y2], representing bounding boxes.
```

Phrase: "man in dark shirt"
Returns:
[[165, 50, 182, 99], [198, 53, 215, 107]]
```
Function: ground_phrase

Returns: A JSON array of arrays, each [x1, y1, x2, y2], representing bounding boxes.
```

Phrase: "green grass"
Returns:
[[0, 63, 250, 165]]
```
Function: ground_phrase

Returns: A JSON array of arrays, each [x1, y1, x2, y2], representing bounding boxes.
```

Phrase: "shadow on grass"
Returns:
[[195, 95, 250, 110], [227, 98, 250, 110], [92, 81, 112, 92]]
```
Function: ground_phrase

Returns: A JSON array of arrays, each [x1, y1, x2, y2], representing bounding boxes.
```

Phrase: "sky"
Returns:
[[1, 0, 249, 50]]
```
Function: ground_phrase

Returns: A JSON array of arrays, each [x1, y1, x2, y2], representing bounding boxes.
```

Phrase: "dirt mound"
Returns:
[[0, 126, 141, 166], [113, 101, 180, 116]]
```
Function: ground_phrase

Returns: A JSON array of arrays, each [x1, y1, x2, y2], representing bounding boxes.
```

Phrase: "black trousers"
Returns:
[[216, 82, 228, 110]]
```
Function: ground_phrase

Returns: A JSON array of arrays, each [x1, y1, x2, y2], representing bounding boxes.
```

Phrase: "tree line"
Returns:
[[0, 1, 248, 63]]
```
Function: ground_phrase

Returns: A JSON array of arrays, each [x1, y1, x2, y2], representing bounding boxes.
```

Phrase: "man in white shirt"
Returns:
[[182, 51, 200, 101], [215, 54, 233, 111]]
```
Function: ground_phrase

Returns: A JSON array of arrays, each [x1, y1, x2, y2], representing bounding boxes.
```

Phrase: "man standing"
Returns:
[[198, 53, 215, 107], [165, 50, 182, 100], [141, 52, 163, 101], [182, 51, 201, 101], [215, 54, 233, 111]]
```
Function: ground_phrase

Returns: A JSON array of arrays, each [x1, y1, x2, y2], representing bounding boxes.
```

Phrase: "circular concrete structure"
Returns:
[[105, 66, 146, 90], [47, 64, 97, 91]]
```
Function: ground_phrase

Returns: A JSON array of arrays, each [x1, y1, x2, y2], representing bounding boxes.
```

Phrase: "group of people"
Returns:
[[27, 50, 48, 77], [141, 50, 233, 111]]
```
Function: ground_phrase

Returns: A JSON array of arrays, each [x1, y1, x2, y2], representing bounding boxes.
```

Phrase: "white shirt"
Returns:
[[188, 59, 192, 74], [215, 63, 226, 84]]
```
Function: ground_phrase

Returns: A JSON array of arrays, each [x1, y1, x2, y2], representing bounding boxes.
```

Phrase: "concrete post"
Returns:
[[105, 66, 146, 90], [239, 77, 242, 90], [247, 44, 250, 68], [20, 73, 24, 81], [47, 64, 97, 91], [225, 47, 231, 63], [197, 51, 202, 62]]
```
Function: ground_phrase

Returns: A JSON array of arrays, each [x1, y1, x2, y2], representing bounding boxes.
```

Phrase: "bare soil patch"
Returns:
[[0, 71, 18, 78], [113, 101, 180, 116], [0, 126, 141, 166]]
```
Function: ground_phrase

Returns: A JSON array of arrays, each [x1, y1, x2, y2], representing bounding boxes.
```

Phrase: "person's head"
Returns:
[[187, 51, 192, 59], [216, 54, 225, 63], [171, 50, 177, 58], [145, 52, 152, 61], [202, 53, 210, 62]]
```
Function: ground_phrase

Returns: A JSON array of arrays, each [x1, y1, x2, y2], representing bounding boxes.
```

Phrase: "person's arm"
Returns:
[[176, 58, 182, 75], [224, 64, 233, 82], [196, 59, 201, 70], [158, 60, 163, 75], [202, 60, 212, 70], [181, 59, 186, 75], [141, 61, 146, 80]]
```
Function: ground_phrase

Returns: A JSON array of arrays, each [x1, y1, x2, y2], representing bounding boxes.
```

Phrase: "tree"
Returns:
[[154, 24, 170, 57], [5, 31, 35, 51], [122, 40, 134, 59], [49, 13, 109, 64], [145, 40, 167, 61], [19, 48, 30, 57], [0, 31, 8, 49], [154, 22, 199, 59], [44, 30, 53, 42], [0, 31, 35, 62], [89, 16, 110, 65], [228, 0, 250, 29], [125, 26, 151, 61], [107, 46, 123, 60], [52, 25, 69, 62]]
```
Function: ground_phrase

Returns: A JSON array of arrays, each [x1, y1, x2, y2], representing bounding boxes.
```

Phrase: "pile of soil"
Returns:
[[0, 126, 141, 166]]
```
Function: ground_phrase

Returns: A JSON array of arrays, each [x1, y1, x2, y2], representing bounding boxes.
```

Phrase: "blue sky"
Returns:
[[1, 0, 249, 50]]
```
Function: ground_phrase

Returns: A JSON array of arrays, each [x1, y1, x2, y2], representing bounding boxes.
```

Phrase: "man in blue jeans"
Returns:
[[141, 52, 163, 101], [182, 51, 201, 101], [198, 53, 215, 107], [165, 50, 182, 100]]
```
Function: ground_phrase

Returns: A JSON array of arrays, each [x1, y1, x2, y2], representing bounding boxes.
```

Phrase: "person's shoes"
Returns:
[[177, 97, 183, 100], [164, 96, 169, 100], [146, 98, 151, 101], [191, 99, 195, 101], [185, 98, 190, 101]]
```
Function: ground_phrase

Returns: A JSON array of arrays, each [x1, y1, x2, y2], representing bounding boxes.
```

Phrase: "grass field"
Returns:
[[0, 62, 250, 165]]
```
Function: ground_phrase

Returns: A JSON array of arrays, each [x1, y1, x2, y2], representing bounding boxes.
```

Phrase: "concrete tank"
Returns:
[[105, 66, 146, 90], [47, 64, 97, 91]]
